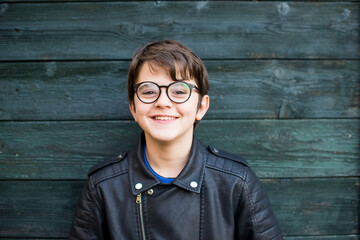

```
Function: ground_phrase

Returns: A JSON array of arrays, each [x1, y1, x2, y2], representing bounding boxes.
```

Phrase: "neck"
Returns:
[[144, 132, 193, 178]]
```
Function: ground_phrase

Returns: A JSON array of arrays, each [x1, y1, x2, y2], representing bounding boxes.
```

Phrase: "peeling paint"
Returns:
[[163, 17, 175, 26], [342, 8, 351, 18], [0, 4, 8, 16], [273, 67, 287, 80], [45, 62, 57, 77], [119, 22, 144, 35], [279, 99, 289, 119], [154, 1, 162, 7], [277, 2, 290, 19], [196, 1, 208, 11], [330, 8, 357, 33]]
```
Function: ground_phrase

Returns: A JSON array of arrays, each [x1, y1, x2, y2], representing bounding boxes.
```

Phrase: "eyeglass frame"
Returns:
[[134, 81, 200, 104]]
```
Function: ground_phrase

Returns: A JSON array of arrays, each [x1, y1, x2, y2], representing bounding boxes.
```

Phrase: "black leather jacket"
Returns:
[[69, 133, 283, 240]]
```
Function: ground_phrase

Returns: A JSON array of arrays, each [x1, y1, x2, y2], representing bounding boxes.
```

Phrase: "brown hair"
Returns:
[[127, 40, 209, 128]]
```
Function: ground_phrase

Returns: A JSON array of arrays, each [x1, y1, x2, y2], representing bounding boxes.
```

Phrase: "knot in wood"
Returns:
[[277, 3, 290, 19], [0, 4, 8, 16]]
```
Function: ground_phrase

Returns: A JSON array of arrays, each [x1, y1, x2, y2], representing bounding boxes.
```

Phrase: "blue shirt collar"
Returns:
[[143, 144, 175, 184]]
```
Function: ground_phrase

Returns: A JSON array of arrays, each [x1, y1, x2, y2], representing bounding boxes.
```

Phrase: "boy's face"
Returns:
[[129, 62, 209, 144]]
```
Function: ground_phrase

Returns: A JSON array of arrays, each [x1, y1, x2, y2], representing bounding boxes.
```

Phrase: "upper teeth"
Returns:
[[155, 116, 176, 120]]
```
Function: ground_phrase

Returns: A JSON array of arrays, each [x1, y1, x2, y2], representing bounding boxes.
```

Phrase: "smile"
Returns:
[[153, 116, 177, 121]]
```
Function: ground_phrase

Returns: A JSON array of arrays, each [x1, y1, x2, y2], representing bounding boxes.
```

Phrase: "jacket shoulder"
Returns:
[[206, 146, 249, 179], [208, 146, 248, 166], [87, 152, 129, 184]]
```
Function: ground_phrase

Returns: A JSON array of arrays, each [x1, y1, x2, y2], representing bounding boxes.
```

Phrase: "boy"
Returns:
[[69, 40, 283, 240]]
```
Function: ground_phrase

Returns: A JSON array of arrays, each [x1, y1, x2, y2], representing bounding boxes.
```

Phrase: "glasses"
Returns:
[[134, 81, 200, 104]]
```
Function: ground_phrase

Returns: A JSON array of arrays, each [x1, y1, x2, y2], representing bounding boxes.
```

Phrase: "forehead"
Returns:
[[136, 61, 194, 84], [137, 62, 166, 78]]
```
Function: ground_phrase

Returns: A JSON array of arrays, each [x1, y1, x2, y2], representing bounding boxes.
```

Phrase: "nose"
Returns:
[[154, 88, 172, 107]]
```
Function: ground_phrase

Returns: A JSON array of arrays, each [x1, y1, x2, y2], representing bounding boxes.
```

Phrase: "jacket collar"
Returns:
[[129, 132, 206, 195]]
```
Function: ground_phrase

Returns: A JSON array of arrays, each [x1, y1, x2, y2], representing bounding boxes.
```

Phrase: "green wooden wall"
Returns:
[[0, 1, 359, 239]]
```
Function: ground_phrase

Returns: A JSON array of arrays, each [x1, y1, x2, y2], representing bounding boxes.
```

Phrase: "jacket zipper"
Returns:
[[136, 193, 146, 240]]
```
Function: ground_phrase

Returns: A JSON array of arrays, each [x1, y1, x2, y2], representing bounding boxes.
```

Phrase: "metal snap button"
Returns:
[[147, 189, 154, 195], [190, 181, 198, 188], [135, 183, 143, 190]]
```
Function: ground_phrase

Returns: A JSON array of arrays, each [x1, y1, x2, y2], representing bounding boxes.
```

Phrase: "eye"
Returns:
[[170, 83, 190, 96], [137, 83, 159, 98], [172, 89, 187, 95], [142, 90, 157, 95]]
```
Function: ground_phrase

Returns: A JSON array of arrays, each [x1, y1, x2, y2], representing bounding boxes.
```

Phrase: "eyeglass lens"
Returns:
[[137, 82, 192, 103]]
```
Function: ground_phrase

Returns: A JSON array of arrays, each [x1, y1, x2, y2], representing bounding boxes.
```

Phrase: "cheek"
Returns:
[[178, 100, 199, 116], [131, 100, 148, 120], [140, 103, 157, 118], [134, 105, 147, 116]]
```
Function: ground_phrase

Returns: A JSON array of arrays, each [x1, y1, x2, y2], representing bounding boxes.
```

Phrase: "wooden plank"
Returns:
[[199, 120, 360, 178], [0, 2, 358, 60], [0, 181, 84, 238], [1, 60, 358, 120], [0, 121, 143, 180], [0, 61, 131, 121], [0, 119, 358, 179], [0, 178, 358, 237], [262, 177, 360, 236], [207, 60, 360, 119]]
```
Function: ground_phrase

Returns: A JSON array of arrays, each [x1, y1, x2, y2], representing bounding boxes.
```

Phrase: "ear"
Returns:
[[196, 95, 210, 120], [129, 102, 138, 122]]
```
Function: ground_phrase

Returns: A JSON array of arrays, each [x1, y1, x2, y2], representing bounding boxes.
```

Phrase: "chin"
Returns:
[[147, 131, 179, 143], [144, 127, 193, 144]]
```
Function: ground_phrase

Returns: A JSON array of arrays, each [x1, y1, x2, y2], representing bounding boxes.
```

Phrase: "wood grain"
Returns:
[[263, 177, 360, 236], [1, 60, 358, 120], [0, 119, 358, 179], [0, 1, 358, 239], [0, 2, 358, 60]]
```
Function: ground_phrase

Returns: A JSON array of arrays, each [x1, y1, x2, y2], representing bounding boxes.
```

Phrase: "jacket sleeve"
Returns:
[[235, 167, 283, 240], [68, 177, 106, 240]]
